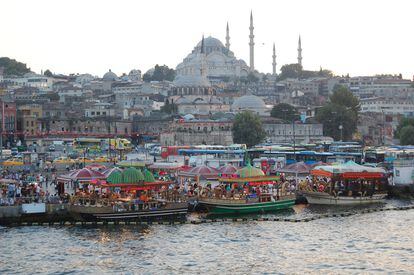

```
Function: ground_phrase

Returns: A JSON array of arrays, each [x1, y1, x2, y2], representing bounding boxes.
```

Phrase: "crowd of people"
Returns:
[[0, 169, 64, 206]]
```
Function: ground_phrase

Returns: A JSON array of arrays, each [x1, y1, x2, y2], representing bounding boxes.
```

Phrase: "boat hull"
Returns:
[[68, 202, 188, 222], [302, 191, 387, 205], [198, 197, 295, 215]]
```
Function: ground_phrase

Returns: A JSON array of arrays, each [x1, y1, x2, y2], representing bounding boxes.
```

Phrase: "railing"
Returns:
[[0, 195, 66, 206]]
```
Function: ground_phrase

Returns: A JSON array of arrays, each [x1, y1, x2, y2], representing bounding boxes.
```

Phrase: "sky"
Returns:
[[1, 0, 413, 79]]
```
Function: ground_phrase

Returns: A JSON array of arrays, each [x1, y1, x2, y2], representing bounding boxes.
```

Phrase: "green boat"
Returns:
[[198, 194, 296, 215], [198, 163, 296, 215]]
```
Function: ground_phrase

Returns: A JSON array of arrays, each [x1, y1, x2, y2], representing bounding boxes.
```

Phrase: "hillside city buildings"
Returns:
[[0, 12, 413, 147]]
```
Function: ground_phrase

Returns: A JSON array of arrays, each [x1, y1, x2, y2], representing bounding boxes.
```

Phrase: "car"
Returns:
[[2, 158, 24, 166], [49, 145, 56, 152], [94, 156, 110, 162], [53, 157, 75, 164], [11, 147, 18, 156], [75, 157, 94, 163]]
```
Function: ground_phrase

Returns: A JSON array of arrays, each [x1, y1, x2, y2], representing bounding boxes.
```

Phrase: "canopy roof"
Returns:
[[102, 167, 123, 178], [277, 161, 311, 174], [236, 163, 265, 178], [311, 161, 386, 179], [179, 165, 219, 179], [123, 167, 144, 183], [106, 171, 123, 184], [219, 164, 238, 175], [59, 168, 106, 181]]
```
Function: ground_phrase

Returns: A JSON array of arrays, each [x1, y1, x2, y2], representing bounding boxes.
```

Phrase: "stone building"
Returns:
[[262, 118, 325, 144], [160, 119, 233, 146]]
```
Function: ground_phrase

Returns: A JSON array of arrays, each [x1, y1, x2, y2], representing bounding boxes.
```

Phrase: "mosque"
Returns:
[[170, 11, 304, 116], [174, 11, 303, 84]]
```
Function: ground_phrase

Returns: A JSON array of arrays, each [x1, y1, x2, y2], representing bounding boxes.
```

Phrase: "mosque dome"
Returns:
[[103, 69, 118, 81], [196, 36, 225, 49], [232, 95, 266, 110]]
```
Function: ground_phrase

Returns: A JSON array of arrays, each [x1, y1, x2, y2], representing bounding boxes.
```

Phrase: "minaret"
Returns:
[[200, 35, 207, 77], [249, 11, 255, 71], [225, 22, 230, 50], [297, 35, 302, 67], [272, 43, 277, 75]]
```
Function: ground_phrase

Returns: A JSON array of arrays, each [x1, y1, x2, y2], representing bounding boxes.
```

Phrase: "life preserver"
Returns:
[[318, 184, 325, 192]]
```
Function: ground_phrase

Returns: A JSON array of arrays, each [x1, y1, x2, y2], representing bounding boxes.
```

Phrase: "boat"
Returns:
[[197, 163, 296, 215], [66, 166, 188, 222], [198, 194, 295, 215], [300, 161, 388, 205], [69, 197, 188, 222]]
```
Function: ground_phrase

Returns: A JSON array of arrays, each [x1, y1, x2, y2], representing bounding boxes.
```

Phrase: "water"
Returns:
[[1, 201, 414, 274]]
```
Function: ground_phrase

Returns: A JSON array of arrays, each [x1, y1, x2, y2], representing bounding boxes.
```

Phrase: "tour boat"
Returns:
[[69, 198, 188, 222], [198, 194, 295, 215], [67, 167, 188, 222], [301, 161, 388, 205], [197, 163, 296, 215]]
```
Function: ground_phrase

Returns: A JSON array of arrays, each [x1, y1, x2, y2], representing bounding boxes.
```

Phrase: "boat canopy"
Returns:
[[311, 161, 386, 179]]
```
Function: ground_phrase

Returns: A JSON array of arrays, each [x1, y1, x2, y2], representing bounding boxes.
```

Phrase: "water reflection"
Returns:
[[1, 201, 414, 273]]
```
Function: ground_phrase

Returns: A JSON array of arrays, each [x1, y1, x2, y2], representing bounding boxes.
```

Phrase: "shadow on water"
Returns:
[[204, 207, 296, 220]]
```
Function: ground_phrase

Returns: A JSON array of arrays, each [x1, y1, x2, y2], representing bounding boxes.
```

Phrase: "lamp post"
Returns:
[[339, 124, 343, 142]]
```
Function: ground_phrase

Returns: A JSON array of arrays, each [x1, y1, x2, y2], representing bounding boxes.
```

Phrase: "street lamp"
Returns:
[[339, 124, 343, 142]]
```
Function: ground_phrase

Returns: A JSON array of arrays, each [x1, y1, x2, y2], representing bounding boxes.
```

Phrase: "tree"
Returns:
[[330, 85, 360, 113], [44, 69, 53, 77], [316, 104, 357, 141], [400, 126, 414, 145], [271, 103, 299, 122], [143, 64, 176, 82], [247, 72, 259, 83], [316, 85, 360, 141], [395, 117, 414, 139], [160, 99, 177, 114], [278, 63, 302, 80], [232, 111, 266, 148], [0, 57, 30, 76]]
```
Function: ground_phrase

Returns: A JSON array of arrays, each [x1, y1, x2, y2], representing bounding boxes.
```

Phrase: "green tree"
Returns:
[[271, 103, 299, 122], [395, 117, 414, 139], [0, 57, 30, 76], [316, 104, 357, 141], [232, 111, 266, 148], [247, 72, 259, 83], [278, 63, 302, 80], [400, 125, 414, 145], [160, 99, 177, 114], [316, 85, 360, 141], [143, 64, 176, 82], [330, 85, 360, 113], [44, 69, 53, 77]]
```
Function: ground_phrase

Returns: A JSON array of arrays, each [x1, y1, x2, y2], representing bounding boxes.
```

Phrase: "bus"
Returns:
[[161, 144, 246, 159]]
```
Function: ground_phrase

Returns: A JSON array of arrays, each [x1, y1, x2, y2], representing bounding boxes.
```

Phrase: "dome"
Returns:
[[232, 95, 266, 110], [65, 168, 105, 180], [143, 169, 156, 183], [196, 36, 225, 49], [106, 171, 123, 184], [188, 165, 219, 177], [219, 164, 237, 175], [122, 167, 144, 183], [236, 163, 265, 178], [103, 69, 118, 81]]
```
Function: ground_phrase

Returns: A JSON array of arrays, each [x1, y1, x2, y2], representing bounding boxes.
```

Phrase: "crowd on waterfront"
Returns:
[[0, 169, 66, 206]]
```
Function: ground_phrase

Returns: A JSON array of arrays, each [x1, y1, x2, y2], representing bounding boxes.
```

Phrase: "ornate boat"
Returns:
[[69, 197, 188, 222], [301, 161, 388, 205], [198, 194, 295, 215], [197, 163, 296, 215]]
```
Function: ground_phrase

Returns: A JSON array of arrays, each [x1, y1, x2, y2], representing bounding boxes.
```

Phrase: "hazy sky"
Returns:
[[1, 0, 413, 79]]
